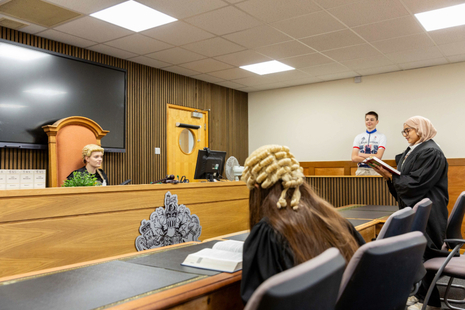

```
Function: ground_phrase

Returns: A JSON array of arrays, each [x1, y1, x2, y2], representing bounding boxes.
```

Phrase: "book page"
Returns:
[[189, 248, 242, 261], [212, 240, 244, 253]]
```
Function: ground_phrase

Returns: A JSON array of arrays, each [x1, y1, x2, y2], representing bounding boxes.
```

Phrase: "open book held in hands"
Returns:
[[181, 240, 243, 273], [363, 157, 401, 176]]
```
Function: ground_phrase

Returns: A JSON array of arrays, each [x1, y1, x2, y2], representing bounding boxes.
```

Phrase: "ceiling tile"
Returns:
[[428, 24, 465, 45], [54, 16, 133, 42], [356, 64, 401, 76], [371, 33, 434, 54], [398, 57, 448, 70], [386, 46, 444, 63], [401, 0, 465, 14], [439, 40, 465, 57], [191, 74, 225, 83], [236, 0, 321, 23], [146, 47, 206, 64], [185, 6, 261, 36], [89, 44, 138, 59], [279, 53, 334, 68], [284, 76, 324, 86], [105, 34, 172, 54], [300, 29, 366, 51], [182, 37, 245, 57], [231, 75, 276, 86], [137, 0, 227, 19], [42, 0, 126, 14], [327, 0, 409, 27], [317, 71, 358, 81], [37, 29, 96, 48], [214, 50, 272, 66], [208, 68, 255, 80], [215, 80, 247, 89], [448, 54, 465, 63], [13, 23, 46, 34], [223, 25, 292, 49], [271, 11, 346, 39], [128, 56, 171, 68], [141, 21, 214, 46], [255, 41, 315, 59], [322, 44, 382, 62], [341, 55, 394, 70], [179, 58, 234, 73], [313, 0, 364, 9], [162, 66, 201, 76], [300, 63, 351, 76], [353, 16, 424, 42], [267, 69, 310, 82]]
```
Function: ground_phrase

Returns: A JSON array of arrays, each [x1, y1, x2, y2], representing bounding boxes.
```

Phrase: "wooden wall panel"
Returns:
[[314, 168, 344, 175], [0, 27, 248, 185], [307, 176, 397, 208]]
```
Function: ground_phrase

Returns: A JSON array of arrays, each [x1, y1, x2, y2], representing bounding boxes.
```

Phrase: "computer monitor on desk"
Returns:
[[194, 148, 226, 182]]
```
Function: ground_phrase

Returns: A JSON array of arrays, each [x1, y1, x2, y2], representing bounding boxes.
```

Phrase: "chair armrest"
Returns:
[[444, 238, 465, 244]]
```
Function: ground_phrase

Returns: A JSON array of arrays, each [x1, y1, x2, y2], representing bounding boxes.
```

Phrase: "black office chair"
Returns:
[[419, 192, 465, 310], [336, 231, 427, 310], [411, 198, 433, 234], [244, 248, 345, 310], [377, 207, 415, 239], [410, 198, 432, 295]]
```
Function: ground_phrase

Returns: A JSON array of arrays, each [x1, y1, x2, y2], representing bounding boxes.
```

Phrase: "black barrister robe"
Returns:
[[240, 218, 365, 304], [387, 139, 448, 259]]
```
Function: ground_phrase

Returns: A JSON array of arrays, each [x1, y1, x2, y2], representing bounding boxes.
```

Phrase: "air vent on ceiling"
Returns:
[[0, 0, 82, 27]]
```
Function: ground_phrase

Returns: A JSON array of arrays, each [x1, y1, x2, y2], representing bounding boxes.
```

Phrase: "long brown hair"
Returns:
[[249, 181, 359, 264]]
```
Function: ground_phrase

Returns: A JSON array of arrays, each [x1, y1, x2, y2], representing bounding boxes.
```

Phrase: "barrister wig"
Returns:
[[82, 144, 104, 163], [242, 145, 304, 210]]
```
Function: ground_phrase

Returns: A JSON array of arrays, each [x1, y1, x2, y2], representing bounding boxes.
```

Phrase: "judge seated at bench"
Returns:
[[67, 144, 109, 186]]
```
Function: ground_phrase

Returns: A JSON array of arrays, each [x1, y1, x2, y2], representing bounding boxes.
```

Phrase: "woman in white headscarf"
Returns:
[[373, 116, 448, 310]]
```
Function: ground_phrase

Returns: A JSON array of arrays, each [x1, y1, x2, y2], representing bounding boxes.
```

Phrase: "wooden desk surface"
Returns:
[[0, 205, 394, 310]]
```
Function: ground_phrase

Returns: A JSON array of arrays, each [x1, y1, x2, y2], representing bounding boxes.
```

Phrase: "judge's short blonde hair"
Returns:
[[82, 144, 104, 163]]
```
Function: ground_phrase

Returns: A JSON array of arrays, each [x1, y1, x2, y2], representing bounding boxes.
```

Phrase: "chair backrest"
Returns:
[[244, 248, 345, 310], [445, 191, 465, 249], [411, 198, 432, 234], [336, 231, 426, 310], [377, 207, 415, 239], [43, 116, 109, 187]]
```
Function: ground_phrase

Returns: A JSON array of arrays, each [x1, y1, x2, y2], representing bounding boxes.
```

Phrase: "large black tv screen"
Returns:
[[0, 39, 126, 151]]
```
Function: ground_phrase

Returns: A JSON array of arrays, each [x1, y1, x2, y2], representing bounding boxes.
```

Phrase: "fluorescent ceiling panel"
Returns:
[[91, 0, 177, 32], [415, 3, 465, 31], [240, 60, 295, 75]]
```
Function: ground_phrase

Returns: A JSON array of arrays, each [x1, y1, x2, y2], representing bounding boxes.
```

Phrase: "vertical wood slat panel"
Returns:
[[0, 27, 248, 185], [306, 176, 397, 208]]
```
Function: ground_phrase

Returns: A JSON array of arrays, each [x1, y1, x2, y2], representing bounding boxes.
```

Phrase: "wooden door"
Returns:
[[167, 104, 208, 181]]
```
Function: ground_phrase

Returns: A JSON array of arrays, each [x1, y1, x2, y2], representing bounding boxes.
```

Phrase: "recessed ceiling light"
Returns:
[[415, 3, 465, 31], [0, 43, 49, 61], [240, 60, 295, 75], [91, 0, 177, 32]]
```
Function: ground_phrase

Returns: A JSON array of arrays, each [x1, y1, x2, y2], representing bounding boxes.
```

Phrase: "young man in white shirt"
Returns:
[[351, 111, 387, 175]]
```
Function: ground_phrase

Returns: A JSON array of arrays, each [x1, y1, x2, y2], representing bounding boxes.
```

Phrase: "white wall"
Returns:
[[248, 61, 465, 162]]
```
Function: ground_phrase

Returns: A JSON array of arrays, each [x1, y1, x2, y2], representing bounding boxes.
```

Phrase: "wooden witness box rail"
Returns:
[[0, 182, 249, 278]]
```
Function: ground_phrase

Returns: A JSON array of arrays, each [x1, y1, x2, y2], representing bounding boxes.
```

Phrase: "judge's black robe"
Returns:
[[387, 139, 448, 259], [240, 218, 365, 304]]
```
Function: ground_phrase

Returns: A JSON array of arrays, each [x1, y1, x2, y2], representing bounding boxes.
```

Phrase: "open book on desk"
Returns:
[[181, 240, 243, 273], [363, 157, 401, 176]]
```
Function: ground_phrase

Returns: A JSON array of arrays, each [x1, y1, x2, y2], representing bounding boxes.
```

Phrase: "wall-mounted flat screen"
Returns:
[[0, 39, 127, 152]]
